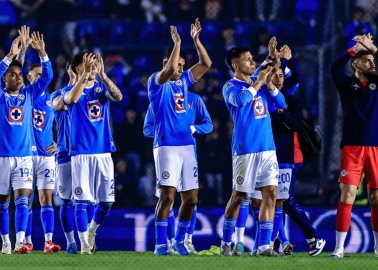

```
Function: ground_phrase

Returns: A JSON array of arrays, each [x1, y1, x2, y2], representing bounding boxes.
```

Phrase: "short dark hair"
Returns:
[[163, 47, 185, 60], [71, 52, 89, 75], [4, 60, 23, 75], [28, 63, 42, 72], [225, 47, 250, 72], [353, 50, 374, 60]]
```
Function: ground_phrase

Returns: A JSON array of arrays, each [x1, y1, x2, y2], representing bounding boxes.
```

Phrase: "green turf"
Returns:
[[0, 252, 376, 270]]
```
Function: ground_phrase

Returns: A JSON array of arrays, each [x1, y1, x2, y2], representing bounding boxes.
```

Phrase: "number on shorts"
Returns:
[[193, 167, 198, 178], [44, 169, 55, 178], [110, 179, 114, 190], [20, 168, 31, 177], [279, 173, 291, 184]]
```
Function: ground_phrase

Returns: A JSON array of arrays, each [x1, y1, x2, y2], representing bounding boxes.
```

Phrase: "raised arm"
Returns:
[[157, 26, 181, 85], [96, 54, 123, 101], [64, 53, 96, 104], [53, 65, 77, 111], [192, 95, 213, 135], [16, 25, 32, 65], [143, 106, 154, 138], [189, 18, 212, 81], [0, 36, 22, 78], [29, 32, 53, 98]]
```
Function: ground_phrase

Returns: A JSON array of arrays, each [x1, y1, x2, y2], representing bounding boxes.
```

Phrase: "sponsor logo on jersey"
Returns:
[[33, 109, 46, 130], [95, 86, 103, 93], [174, 94, 186, 113], [175, 79, 183, 86], [9, 106, 23, 125], [18, 94, 25, 100], [253, 98, 267, 119], [87, 100, 103, 121]]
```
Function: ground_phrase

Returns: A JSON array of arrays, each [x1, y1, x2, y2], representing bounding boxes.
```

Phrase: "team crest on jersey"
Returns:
[[95, 87, 102, 93], [87, 100, 103, 121], [8, 106, 23, 125], [253, 98, 267, 119], [174, 94, 186, 113], [18, 94, 25, 100], [33, 109, 46, 130], [369, 83, 377, 90]]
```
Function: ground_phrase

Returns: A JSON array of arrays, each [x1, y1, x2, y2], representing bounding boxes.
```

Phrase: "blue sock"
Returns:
[[41, 205, 54, 235], [60, 199, 75, 233], [222, 216, 236, 243], [15, 195, 29, 234], [25, 208, 33, 238], [93, 202, 112, 225], [236, 200, 249, 228], [87, 202, 95, 222], [187, 205, 197, 235], [271, 207, 283, 241], [258, 221, 273, 248], [0, 201, 10, 235], [278, 218, 289, 244], [155, 219, 168, 246], [175, 220, 191, 243], [251, 207, 259, 252], [167, 209, 175, 240], [75, 201, 88, 232]]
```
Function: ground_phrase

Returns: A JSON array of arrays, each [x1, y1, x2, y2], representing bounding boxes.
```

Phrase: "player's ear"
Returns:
[[232, 62, 238, 72]]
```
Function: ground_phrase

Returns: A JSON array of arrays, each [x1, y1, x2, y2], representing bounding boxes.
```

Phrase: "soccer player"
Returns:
[[144, 90, 213, 254], [15, 26, 61, 253], [0, 33, 53, 254], [63, 52, 122, 254], [149, 18, 212, 256], [330, 33, 378, 258], [220, 43, 286, 256], [51, 63, 77, 254]]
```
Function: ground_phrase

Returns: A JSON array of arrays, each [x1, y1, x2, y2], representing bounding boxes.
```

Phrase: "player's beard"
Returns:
[[362, 69, 378, 81]]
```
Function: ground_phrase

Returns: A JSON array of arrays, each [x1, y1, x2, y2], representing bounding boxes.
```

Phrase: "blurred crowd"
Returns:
[[1, 0, 378, 207]]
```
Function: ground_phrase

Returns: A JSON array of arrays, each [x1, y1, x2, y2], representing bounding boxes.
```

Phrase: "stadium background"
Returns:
[[0, 0, 376, 253]]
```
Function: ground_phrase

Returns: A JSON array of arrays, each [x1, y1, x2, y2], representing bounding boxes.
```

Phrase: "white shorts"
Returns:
[[0, 157, 33, 195], [56, 161, 72, 200], [250, 166, 293, 200], [232, 150, 279, 194], [71, 153, 115, 203], [153, 145, 198, 195], [33, 156, 56, 190]]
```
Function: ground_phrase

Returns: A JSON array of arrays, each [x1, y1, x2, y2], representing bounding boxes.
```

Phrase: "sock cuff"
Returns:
[[193, 205, 198, 211], [15, 195, 28, 205], [224, 217, 236, 227], [338, 201, 353, 209], [260, 221, 273, 229], [178, 220, 191, 228], [275, 207, 283, 214], [169, 209, 175, 217], [242, 200, 250, 206], [76, 202, 88, 210], [41, 205, 54, 211], [0, 201, 10, 209], [98, 202, 113, 209], [61, 199, 73, 206], [371, 205, 378, 210], [155, 219, 168, 226]]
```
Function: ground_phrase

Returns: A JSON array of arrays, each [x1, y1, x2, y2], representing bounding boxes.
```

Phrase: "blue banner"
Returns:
[[29, 207, 373, 252]]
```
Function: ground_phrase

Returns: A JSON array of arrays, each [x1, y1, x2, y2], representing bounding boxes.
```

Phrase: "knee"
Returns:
[[231, 192, 246, 206], [340, 185, 357, 203], [99, 202, 112, 212], [183, 196, 198, 208], [160, 193, 174, 208]]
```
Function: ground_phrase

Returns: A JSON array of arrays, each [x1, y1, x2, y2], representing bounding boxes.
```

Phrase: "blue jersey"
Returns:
[[64, 81, 116, 155], [0, 56, 53, 157], [147, 70, 197, 147], [51, 85, 73, 164], [144, 91, 213, 148], [223, 77, 286, 155], [33, 91, 54, 156]]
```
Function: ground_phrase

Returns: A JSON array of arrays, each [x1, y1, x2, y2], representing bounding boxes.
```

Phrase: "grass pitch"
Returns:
[[0, 252, 376, 270]]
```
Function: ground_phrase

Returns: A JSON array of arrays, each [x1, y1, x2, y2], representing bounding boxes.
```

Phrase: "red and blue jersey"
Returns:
[[0, 56, 53, 157], [147, 70, 197, 147], [51, 85, 73, 164], [223, 77, 286, 155], [63, 81, 116, 155]]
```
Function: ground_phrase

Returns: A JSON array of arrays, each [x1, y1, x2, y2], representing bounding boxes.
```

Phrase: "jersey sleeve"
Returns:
[[223, 81, 255, 107], [0, 56, 12, 79], [330, 51, 354, 93], [143, 105, 154, 138], [263, 86, 286, 109], [193, 95, 213, 135], [147, 72, 164, 100], [29, 56, 53, 101], [181, 69, 196, 88]]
